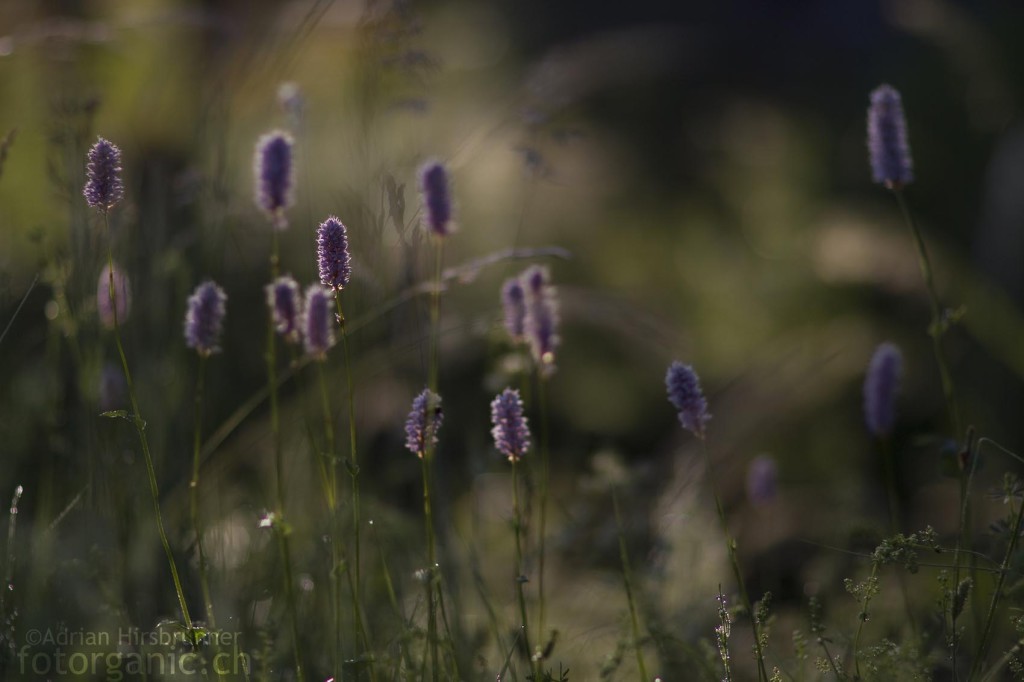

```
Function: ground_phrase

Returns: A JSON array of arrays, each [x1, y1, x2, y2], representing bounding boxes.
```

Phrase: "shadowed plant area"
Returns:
[[5, 0, 1024, 680]]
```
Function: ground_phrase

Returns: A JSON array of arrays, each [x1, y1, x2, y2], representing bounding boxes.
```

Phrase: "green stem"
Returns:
[[421, 451, 440, 682], [189, 355, 217, 630], [315, 358, 343, 674], [335, 294, 363, 639], [511, 456, 536, 676], [892, 189, 961, 438], [103, 217, 193, 637], [265, 229, 304, 682], [612, 488, 649, 682], [537, 372, 550, 643], [700, 440, 768, 682], [880, 438, 917, 640]]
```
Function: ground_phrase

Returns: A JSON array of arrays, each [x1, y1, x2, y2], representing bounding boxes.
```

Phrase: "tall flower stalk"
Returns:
[[868, 84, 965, 673], [418, 159, 452, 681], [522, 265, 559, 645], [665, 362, 768, 681], [254, 130, 304, 681], [184, 280, 227, 633], [316, 216, 369, 665], [404, 389, 444, 680], [491, 387, 538, 678], [85, 137, 194, 638]]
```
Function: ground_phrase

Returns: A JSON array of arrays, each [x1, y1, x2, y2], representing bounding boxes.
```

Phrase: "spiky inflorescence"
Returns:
[[501, 277, 526, 342], [665, 361, 711, 439], [302, 284, 334, 360], [404, 389, 444, 457], [83, 137, 125, 211], [266, 275, 301, 343], [97, 263, 131, 329], [254, 130, 295, 229], [867, 84, 914, 188], [490, 388, 531, 461], [418, 159, 452, 237], [864, 342, 903, 438], [184, 281, 228, 356], [522, 265, 560, 372], [317, 215, 352, 290]]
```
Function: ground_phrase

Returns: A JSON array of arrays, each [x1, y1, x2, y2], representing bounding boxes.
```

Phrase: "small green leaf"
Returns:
[[100, 410, 129, 420]]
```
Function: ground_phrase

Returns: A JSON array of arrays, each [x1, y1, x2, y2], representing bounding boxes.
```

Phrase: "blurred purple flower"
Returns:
[[83, 137, 125, 211], [864, 342, 902, 438], [418, 159, 452, 237], [97, 263, 131, 329], [522, 265, 560, 373], [867, 84, 914, 188], [254, 130, 294, 229], [267, 275, 301, 343], [317, 216, 352, 290], [302, 284, 334, 360], [491, 388, 530, 461], [404, 389, 443, 457], [665, 361, 711, 439], [184, 281, 227, 356], [501, 277, 526, 342], [746, 455, 778, 507]]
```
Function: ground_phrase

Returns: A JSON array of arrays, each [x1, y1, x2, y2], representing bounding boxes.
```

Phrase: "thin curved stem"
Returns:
[[612, 488, 649, 682], [103, 215, 193, 636], [265, 229, 304, 682], [190, 355, 217, 630]]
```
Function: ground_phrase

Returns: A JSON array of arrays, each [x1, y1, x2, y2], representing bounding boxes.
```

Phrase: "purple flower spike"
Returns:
[[491, 388, 531, 462], [254, 130, 295, 229], [302, 284, 334, 360], [267, 275, 301, 343], [97, 263, 131, 329], [404, 389, 444, 457], [184, 281, 228, 356], [501, 277, 526, 342], [418, 160, 452, 237], [864, 342, 903, 438], [522, 265, 560, 373], [746, 455, 778, 508], [317, 216, 352, 290], [665, 361, 711, 439], [867, 85, 914, 188], [84, 137, 125, 211]]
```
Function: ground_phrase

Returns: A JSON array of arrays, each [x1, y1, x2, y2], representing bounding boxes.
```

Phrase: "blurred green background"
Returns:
[[3, 0, 1024, 679]]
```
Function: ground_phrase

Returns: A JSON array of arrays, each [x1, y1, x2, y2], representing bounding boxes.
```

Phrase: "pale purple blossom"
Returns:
[[867, 85, 914, 188], [522, 265, 560, 373], [418, 160, 452, 237], [317, 216, 352, 290], [302, 284, 334, 360], [83, 137, 125, 211], [864, 342, 902, 438], [184, 281, 227, 356], [491, 388, 530, 461], [404, 389, 443, 457], [501, 277, 526, 342], [665, 361, 711, 439], [254, 130, 294, 229], [267, 275, 301, 343]]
